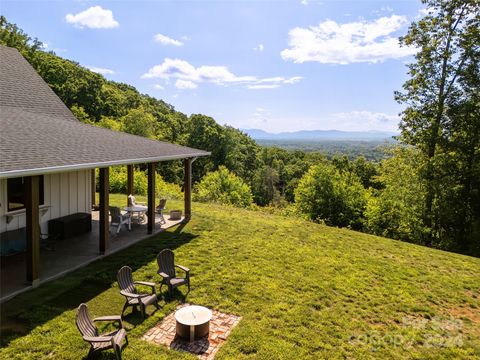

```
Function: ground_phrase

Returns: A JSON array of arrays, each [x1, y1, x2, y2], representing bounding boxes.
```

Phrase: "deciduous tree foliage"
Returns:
[[194, 166, 253, 208], [365, 147, 428, 241], [120, 108, 156, 139], [396, 0, 480, 253], [295, 162, 367, 229]]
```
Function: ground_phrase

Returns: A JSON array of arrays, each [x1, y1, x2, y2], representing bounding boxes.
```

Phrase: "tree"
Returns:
[[365, 147, 427, 242], [222, 126, 259, 184], [120, 108, 156, 139], [70, 105, 93, 124], [0, 16, 43, 63], [252, 165, 280, 206], [295, 162, 367, 229], [96, 116, 121, 131], [186, 114, 226, 182], [395, 0, 480, 252], [194, 166, 253, 208]]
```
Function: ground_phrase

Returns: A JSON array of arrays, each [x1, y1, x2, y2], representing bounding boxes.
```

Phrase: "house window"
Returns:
[[7, 176, 45, 211]]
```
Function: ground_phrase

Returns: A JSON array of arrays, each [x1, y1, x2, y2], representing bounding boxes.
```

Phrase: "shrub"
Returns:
[[97, 166, 182, 199], [294, 162, 367, 229], [194, 166, 253, 208]]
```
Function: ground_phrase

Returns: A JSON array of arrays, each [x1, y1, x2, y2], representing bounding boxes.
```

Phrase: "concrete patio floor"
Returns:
[[0, 211, 184, 303]]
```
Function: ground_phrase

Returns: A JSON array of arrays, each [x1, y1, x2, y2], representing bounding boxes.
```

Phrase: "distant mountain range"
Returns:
[[242, 129, 398, 141]]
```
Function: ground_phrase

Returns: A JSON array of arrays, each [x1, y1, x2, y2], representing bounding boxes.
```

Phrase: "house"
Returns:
[[0, 46, 209, 300]]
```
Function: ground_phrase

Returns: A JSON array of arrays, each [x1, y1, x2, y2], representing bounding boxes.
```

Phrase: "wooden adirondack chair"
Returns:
[[76, 303, 128, 360], [157, 249, 190, 299], [117, 266, 159, 319]]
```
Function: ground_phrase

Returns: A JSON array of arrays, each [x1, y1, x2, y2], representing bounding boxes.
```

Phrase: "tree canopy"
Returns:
[[395, 0, 480, 253]]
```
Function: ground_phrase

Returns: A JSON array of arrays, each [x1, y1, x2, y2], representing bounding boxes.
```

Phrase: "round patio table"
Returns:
[[123, 205, 148, 224], [175, 305, 212, 342]]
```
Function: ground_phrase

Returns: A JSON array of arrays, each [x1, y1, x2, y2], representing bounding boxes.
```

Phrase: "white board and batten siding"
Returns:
[[0, 170, 92, 234]]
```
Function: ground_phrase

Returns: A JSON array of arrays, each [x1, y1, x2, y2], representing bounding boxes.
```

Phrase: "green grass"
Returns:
[[1, 194, 479, 359]]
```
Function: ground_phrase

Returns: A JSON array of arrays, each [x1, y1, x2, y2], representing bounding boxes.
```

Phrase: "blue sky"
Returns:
[[2, 0, 425, 133]]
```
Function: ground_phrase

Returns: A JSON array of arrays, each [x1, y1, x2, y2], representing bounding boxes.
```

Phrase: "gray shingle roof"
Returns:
[[0, 46, 209, 179]]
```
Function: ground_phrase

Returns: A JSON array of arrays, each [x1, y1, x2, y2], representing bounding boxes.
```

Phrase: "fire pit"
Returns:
[[175, 305, 212, 342]]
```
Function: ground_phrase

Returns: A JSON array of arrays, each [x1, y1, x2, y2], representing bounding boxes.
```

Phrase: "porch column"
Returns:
[[99, 167, 109, 254], [147, 162, 156, 234], [184, 158, 192, 219], [91, 169, 96, 207], [25, 176, 40, 286], [127, 164, 134, 200]]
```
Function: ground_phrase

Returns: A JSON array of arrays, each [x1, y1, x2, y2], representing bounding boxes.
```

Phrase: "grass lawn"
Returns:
[[1, 194, 479, 359]]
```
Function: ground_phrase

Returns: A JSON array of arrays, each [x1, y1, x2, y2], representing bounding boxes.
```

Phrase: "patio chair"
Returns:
[[155, 198, 167, 225], [127, 194, 147, 207], [157, 249, 190, 299], [76, 303, 128, 360], [117, 266, 159, 319], [127, 194, 146, 223], [109, 207, 130, 234]]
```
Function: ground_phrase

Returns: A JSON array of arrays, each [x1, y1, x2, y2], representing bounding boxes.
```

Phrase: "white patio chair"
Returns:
[[109, 206, 131, 234], [127, 194, 146, 223], [155, 199, 167, 225]]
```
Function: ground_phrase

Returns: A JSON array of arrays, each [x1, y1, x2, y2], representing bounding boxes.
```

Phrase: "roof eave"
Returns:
[[0, 152, 210, 179]]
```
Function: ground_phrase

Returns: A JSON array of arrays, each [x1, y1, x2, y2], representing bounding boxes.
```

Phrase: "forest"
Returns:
[[1, 0, 478, 256], [256, 139, 393, 160]]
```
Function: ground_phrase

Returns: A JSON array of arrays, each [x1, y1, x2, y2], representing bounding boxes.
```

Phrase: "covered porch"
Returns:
[[0, 157, 198, 303], [0, 198, 185, 302]]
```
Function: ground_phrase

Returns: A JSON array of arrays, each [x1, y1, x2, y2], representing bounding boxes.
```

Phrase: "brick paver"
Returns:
[[142, 304, 241, 359]]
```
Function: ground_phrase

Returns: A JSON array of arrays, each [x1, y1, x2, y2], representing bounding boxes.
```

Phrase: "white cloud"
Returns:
[[153, 84, 165, 90], [153, 33, 184, 46], [254, 44, 264, 52], [66, 6, 119, 29], [88, 66, 115, 75], [175, 79, 198, 89], [328, 110, 399, 132], [281, 15, 416, 64], [141, 58, 302, 89], [247, 84, 280, 90], [301, 0, 324, 5]]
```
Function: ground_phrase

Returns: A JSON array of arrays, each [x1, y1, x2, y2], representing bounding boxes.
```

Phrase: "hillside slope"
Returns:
[[1, 198, 479, 359]]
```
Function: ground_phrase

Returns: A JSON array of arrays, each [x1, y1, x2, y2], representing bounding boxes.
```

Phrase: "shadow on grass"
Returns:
[[0, 225, 197, 348]]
